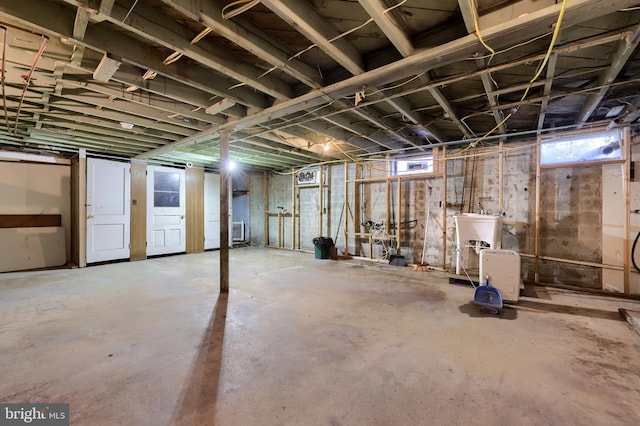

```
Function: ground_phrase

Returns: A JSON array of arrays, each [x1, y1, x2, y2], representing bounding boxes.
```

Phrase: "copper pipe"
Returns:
[[13, 35, 48, 134]]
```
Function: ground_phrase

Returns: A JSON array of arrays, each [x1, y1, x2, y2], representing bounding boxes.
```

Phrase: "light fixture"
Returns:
[[227, 161, 236, 171], [205, 98, 236, 115], [605, 105, 625, 118], [93, 53, 121, 82], [323, 143, 330, 151], [119, 121, 134, 129], [124, 85, 138, 92]]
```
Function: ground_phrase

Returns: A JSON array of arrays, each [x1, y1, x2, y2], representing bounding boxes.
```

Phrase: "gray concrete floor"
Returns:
[[1, 247, 640, 425]]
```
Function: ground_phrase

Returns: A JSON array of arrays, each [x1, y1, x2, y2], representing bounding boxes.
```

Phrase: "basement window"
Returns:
[[540, 129, 624, 167], [154, 171, 181, 207], [392, 155, 434, 176]]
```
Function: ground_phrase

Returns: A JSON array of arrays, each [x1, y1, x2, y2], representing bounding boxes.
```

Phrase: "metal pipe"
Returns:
[[13, 35, 48, 134]]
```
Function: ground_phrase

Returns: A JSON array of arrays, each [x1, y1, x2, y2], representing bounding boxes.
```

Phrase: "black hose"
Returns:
[[632, 231, 640, 273]]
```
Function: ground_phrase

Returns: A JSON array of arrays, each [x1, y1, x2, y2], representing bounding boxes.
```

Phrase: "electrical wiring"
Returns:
[[452, 0, 568, 157], [365, 72, 426, 98], [13, 35, 48, 134], [162, 51, 183, 65], [290, 1, 406, 62], [221, 0, 260, 20], [462, 31, 552, 62], [122, 0, 140, 23], [191, 27, 212, 44], [470, 0, 496, 64]]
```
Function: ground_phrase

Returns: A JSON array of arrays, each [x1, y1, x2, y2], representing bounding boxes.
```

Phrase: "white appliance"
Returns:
[[232, 221, 245, 242], [453, 213, 502, 274], [479, 249, 521, 303]]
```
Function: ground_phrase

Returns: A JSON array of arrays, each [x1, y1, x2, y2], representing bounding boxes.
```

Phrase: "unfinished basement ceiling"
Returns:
[[0, 0, 640, 170]]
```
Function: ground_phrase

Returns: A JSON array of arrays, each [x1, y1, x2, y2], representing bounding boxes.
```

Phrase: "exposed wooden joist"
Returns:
[[458, 0, 506, 135], [537, 54, 558, 132], [261, 0, 365, 75], [158, 0, 323, 89], [82, 0, 294, 101], [577, 20, 640, 126], [0, 0, 269, 109], [357, 0, 413, 57]]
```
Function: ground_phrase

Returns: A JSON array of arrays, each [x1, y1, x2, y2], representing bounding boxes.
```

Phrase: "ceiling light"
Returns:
[[606, 105, 625, 118], [227, 161, 236, 170], [323, 143, 330, 151], [93, 53, 121, 82], [124, 85, 138, 92], [119, 121, 134, 129]]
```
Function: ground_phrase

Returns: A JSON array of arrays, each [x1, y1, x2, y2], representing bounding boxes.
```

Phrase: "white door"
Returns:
[[204, 173, 221, 249], [146, 165, 186, 256], [86, 158, 131, 263]]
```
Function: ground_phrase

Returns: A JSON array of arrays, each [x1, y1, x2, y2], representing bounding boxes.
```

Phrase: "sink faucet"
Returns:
[[477, 202, 485, 215]]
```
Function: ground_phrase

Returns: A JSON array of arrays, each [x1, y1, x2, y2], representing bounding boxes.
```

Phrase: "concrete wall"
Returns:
[[251, 135, 639, 293], [231, 173, 250, 242]]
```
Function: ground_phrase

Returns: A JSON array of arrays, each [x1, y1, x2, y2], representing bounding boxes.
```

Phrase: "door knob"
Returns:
[[87, 215, 94, 219]]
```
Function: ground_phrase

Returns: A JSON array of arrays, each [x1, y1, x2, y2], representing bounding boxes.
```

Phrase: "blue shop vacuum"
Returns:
[[473, 275, 503, 314]]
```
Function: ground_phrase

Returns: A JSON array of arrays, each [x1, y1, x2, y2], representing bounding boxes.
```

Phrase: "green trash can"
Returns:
[[313, 237, 333, 259]]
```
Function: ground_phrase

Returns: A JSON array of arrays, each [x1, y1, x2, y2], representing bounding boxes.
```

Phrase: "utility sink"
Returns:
[[453, 213, 503, 274]]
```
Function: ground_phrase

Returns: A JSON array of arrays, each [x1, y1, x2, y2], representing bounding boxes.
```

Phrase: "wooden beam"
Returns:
[[0, 214, 61, 228], [537, 54, 558, 132], [261, 0, 364, 75], [577, 18, 640, 126], [220, 129, 229, 293], [129, 161, 147, 261], [357, 0, 413, 57]]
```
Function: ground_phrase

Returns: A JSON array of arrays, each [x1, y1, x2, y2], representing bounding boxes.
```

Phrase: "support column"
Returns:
[[220, 129, 230, 293], [71, 148, 87, 267]]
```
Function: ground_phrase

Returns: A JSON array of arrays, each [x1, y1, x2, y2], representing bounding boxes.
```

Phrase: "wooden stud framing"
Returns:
[[263, 171, 268, 247], [498, 138, 504, 212], [535, 138, 541, 282], [344, 161, 349, 255], [624, 126, 631, 294], [292, 171, 297, 249], [319, 165, 324, 237], [441, 146, 447, 271]]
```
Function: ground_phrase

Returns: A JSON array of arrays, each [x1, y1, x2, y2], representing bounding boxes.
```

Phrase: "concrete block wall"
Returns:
[[404, 178, 445, 266], [326, 164, 347, 252], [538, 166, 602, 288], [250, 136, 637, 293]]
